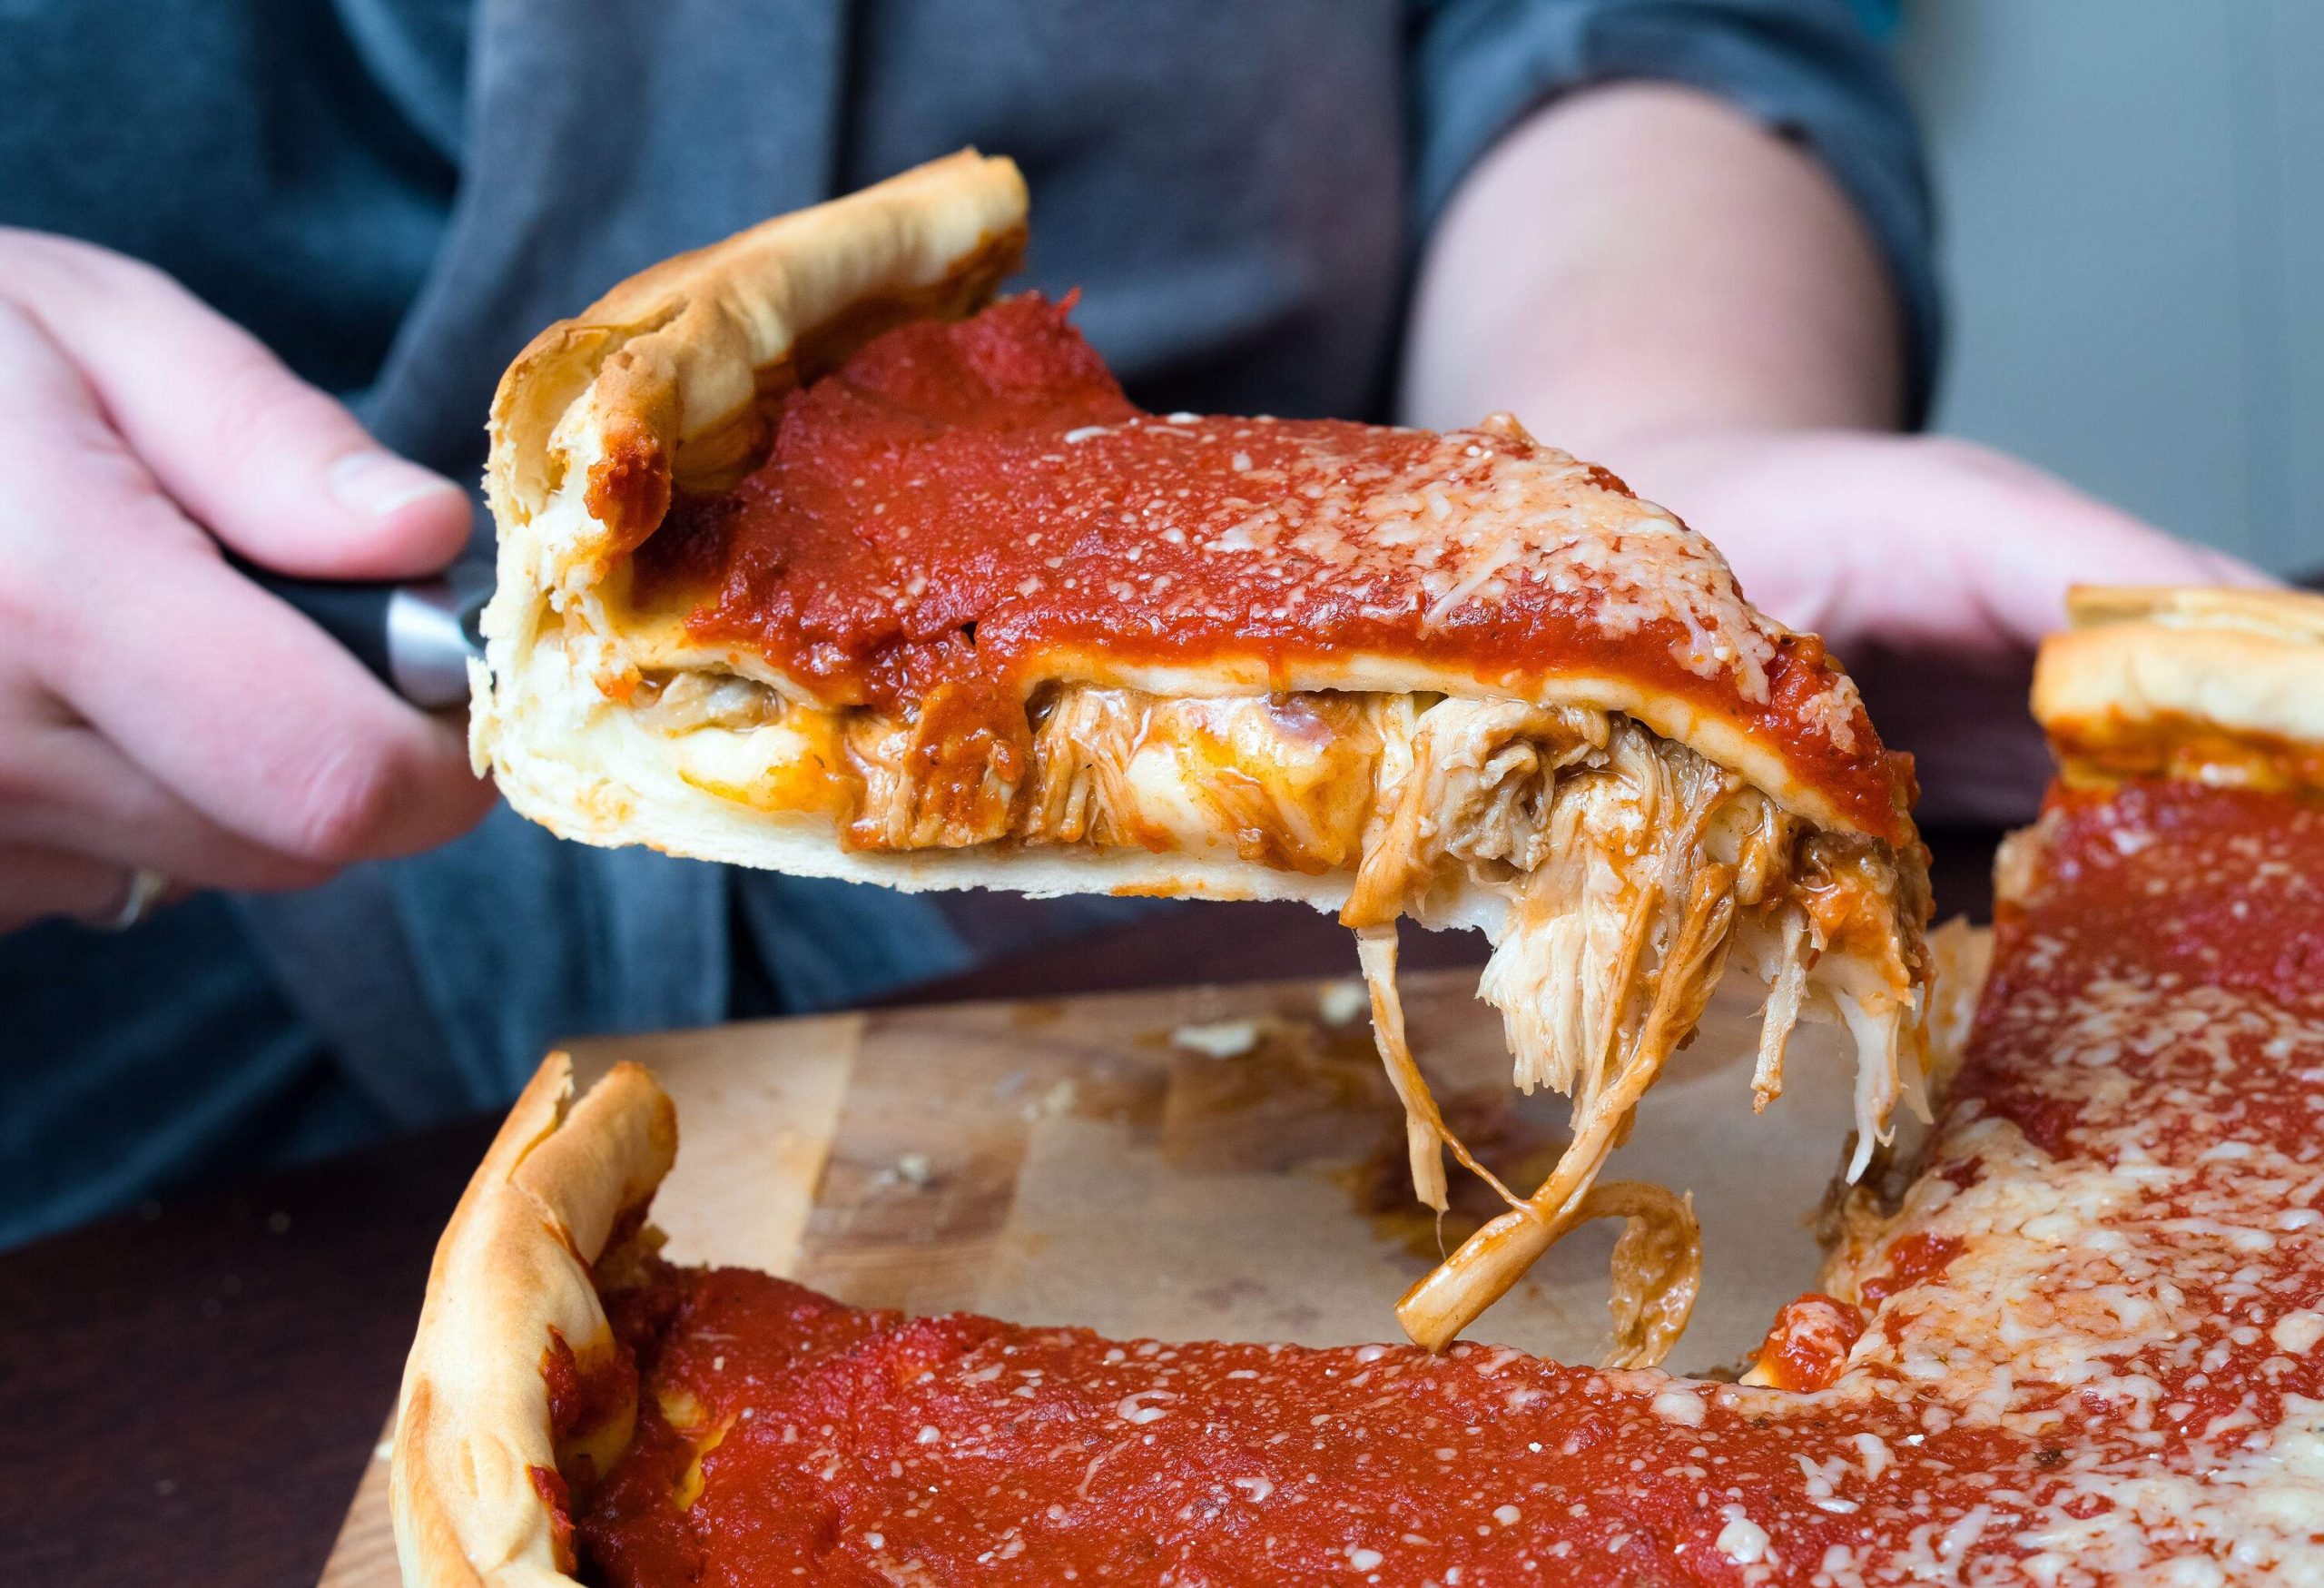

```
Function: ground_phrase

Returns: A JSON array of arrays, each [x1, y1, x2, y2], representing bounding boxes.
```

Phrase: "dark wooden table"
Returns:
[[0, 831, 1998, 1587]]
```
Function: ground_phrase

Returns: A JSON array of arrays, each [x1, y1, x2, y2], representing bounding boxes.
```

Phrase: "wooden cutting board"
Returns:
[[318, 964, 1867, 1585]]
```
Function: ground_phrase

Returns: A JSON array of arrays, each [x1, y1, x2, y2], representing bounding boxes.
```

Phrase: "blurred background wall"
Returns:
[[1898, 0, 2324, 577]]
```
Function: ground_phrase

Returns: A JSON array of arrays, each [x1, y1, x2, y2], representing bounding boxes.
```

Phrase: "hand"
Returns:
[[0, 231, 497, 933], [1601, 427, 2273, 824]]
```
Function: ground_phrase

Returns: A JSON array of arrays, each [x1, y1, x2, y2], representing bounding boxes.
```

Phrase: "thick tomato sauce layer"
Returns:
[[627, 295, 1909, 840], [577, 1267, 2014, 1587]]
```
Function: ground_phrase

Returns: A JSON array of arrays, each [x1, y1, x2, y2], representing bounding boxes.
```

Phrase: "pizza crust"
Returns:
[[2034, 585, 2324, 755], [483, 148, 1029, 552], [390, 1056, 675, 1588]]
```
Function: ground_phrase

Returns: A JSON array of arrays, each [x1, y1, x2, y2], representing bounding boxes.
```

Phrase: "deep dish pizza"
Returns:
[[468, 152, 1931, 1349], [401, 586, 2324, 1584]]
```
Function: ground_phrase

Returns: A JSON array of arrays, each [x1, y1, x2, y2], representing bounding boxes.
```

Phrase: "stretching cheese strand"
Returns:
[[1345, 703, 1921, 1357]]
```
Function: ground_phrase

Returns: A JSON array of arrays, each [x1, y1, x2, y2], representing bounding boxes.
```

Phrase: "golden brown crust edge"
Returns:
[[482, 148, 1028, 561], [389, 1056, 676, 1588], [2033, 585, 2324, 786]]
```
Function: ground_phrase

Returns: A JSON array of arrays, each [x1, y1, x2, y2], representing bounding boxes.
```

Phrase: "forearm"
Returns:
[[1400, 82, 1905, 453]]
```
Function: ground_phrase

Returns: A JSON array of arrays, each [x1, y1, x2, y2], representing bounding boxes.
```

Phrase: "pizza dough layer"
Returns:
[[406, 583, 2324, 1583], [390, 1057, 675, 1588]]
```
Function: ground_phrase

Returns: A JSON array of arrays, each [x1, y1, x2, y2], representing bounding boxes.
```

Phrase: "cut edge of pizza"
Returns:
[[466, 149, 1931, 1354]]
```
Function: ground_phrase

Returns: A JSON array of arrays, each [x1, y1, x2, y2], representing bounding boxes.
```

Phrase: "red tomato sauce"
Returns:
[[627, 294, 1911, 840], [1751, 1295, 1866, 1393], [543, 1326, 637, 1445], [576, 1264, 2014, 1588]]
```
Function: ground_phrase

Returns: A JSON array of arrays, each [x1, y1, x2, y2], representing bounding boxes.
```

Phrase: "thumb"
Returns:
[[1, 232, 471, 578]]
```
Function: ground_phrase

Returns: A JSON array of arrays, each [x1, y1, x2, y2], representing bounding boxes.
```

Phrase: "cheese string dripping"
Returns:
[[1395, 863, 1736, 1353], [1354, 921, 1707, 1368], [1580, 1179, 1702, 1370], [1347, 930, 1710, 1366], [1353, 926, 1521, 1217], [1345, 704, 1751, 1361], [1342, 698, 1922, 1358], [1751, 903, 1812, 1113]]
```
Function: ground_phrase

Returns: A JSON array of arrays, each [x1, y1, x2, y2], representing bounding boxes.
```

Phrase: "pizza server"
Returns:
[[233, 556, 491, 710]]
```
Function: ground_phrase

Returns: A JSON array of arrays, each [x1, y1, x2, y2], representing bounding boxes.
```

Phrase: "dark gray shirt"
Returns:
[[0, 0, 1935, 1247]]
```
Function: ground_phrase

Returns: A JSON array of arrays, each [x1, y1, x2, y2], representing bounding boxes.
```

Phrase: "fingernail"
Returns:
[[331, 450, 463, 521]]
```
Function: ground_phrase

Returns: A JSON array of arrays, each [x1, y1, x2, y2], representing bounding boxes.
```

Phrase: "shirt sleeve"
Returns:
[[1409, 0, 1941, 425]]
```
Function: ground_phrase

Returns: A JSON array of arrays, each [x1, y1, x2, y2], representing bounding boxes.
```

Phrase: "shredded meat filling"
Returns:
[[1337, 704, 1920, 1357], [1022, 688, 1386, 873], [632, 670, 786, 734], [844, 685, 1027, 849], [641, 671, 1925, 1361]]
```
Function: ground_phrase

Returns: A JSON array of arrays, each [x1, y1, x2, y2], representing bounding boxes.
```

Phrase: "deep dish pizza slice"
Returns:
[[401, 586, 2324, 1586], [468, 151, 1931, 1352]]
